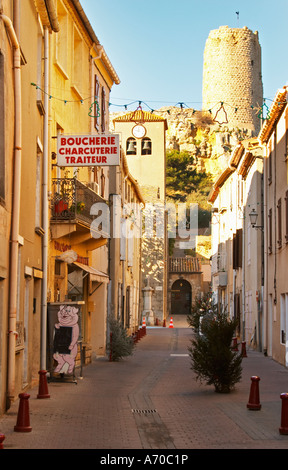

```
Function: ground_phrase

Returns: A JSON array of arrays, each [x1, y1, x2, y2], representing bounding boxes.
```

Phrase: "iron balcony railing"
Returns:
[[50, 178, 105, 226], [169, 257, 201, 273]]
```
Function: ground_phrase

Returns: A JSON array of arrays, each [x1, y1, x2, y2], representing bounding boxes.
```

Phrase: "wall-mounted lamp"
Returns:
[[249, 208, 263, 231]]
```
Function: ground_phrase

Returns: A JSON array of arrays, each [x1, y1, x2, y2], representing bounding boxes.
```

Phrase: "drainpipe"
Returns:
[[41, 27, 49, 370], [1, 12, 21, 404]]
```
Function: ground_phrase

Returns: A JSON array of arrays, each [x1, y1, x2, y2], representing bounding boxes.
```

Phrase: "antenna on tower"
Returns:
[[236, 11, 239, 26]]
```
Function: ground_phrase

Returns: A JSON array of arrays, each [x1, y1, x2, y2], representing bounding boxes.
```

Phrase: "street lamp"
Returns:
[[249, 208, 263, 231]]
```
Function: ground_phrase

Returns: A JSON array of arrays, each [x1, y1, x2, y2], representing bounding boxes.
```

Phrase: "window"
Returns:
[[247, 223, 251, 266], [268, 208, 272, 254], [268, 141, 272, 184], [285, 191, 288, 242], [277, 198, 282, 247], [94, 75, 100, 130], [280, 294, 288, 344], [55, 260, 63, 276], [101, 87, 106, 132], [141, 137, 152, 155], [72, 27, 83, 93], [56, 1, 69, 77], [100, 169, 105, 198], [232, 229, 242, 269], [126, 138, 136, 155], [35, 140, 43, 230], [36, 19, 45, 114]]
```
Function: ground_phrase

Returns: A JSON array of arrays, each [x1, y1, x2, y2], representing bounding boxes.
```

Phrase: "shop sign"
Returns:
[[57, 134, 120, 167]]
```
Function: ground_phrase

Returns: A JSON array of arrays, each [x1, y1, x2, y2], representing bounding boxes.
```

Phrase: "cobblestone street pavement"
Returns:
[[1, 317, 288, 452]]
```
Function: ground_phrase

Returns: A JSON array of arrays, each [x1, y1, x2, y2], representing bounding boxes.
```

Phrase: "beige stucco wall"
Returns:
[[264, 107, 288, 366], [0, 0, 15, 415]]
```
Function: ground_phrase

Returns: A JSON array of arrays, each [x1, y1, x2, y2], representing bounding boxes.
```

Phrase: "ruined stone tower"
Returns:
[[202, 26, 263, 135]]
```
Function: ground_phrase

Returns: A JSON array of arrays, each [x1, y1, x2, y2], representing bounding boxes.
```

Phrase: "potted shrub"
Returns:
[[108, 317, 135, 362], [188, 308, 242, 393]]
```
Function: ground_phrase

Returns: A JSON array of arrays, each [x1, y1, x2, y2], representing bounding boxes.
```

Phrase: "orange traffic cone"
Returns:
[[142, 317, 146, 328], [169, 317, 174, 328]]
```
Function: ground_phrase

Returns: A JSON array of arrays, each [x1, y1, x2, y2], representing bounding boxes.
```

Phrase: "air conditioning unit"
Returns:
[[88, 182, 100, 194]]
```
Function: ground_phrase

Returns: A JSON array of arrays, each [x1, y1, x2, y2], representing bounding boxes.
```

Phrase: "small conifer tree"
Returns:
[[187, 291, 217, 333], [188, 306, 242, 393], [108, 317, 135, 361]]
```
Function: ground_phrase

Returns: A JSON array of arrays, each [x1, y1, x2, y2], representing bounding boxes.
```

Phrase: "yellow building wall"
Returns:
[[114, 120, 167, 202]]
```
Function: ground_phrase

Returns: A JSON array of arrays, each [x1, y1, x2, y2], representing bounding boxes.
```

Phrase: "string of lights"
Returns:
[[30, 82, 279, 122]]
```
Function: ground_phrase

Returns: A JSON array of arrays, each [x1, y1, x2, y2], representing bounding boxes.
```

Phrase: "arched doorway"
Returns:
[[171, 279, 191, 316]]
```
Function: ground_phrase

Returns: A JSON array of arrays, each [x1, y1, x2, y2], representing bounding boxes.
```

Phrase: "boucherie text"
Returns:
[[57, 134, 120, 167]]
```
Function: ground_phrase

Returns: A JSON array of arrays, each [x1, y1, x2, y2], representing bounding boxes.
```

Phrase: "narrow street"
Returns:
[[1, 318, 288, 452]]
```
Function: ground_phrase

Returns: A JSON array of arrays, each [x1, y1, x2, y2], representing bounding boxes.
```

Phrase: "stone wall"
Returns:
[[202, 26, 263, 135]]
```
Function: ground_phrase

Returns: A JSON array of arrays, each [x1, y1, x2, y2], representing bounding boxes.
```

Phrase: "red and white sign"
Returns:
[[57, 134, 120, 167]]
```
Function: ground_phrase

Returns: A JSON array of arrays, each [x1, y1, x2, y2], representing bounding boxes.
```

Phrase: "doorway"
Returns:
[[171, 279, 191, 316]]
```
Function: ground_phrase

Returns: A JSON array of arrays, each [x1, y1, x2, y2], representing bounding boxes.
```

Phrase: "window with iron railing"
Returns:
[[50, 178, 105, 225]]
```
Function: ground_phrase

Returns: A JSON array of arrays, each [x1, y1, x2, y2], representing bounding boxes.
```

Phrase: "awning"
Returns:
[[73, 261, 109, 284]]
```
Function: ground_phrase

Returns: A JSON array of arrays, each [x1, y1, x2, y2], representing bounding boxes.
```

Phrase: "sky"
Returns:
[[81, 0, 288, 114]]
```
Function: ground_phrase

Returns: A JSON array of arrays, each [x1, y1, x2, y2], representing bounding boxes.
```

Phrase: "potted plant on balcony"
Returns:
[[77, 201, 85, 213], [53, 193, 69, 215], [69, 201, 85, 214]]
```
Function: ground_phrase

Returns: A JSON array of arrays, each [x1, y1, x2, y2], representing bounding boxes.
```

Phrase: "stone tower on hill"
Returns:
[[202, 25, 263, 135]]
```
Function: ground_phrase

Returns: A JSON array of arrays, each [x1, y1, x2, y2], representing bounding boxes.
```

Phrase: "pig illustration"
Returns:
[[53, 305, 79, 375]]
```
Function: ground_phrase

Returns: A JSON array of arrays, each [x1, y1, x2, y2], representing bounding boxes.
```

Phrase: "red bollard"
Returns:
[[37, 370, 50, 399], [247, 376, 261, 410], [14, 393, 32, 432], [163, 319, 166, 328], [232, 337, 238, 351], [279, 393, 288, 435], [155, 318, 159, 326], [0, 434, 5, 449], [241, 341, 247, 357]]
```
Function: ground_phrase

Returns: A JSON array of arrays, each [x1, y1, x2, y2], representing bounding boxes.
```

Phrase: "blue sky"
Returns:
[[81, 0, 288, 113]]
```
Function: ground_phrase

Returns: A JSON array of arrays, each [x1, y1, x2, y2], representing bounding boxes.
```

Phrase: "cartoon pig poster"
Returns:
[[53, 304, 79, 375]]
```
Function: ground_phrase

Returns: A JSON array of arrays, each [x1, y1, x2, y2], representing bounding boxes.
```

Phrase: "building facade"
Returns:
[[112, 110, 168, 325], [258, 86, 288, 365], [0, 0, 59, 414], [0, 0, 121, 415], [208, 139, 264, 348], [47, 0, 120, 375], [108, 150, 144, 334]]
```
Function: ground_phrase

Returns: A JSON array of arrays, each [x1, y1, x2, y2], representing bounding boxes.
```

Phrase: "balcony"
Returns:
[[50, 178, 107, 247], [211, 252, 227, 273], [211, 252, 227, 286], [169, 257, 201, 273], [51, 178, 105, 225]]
